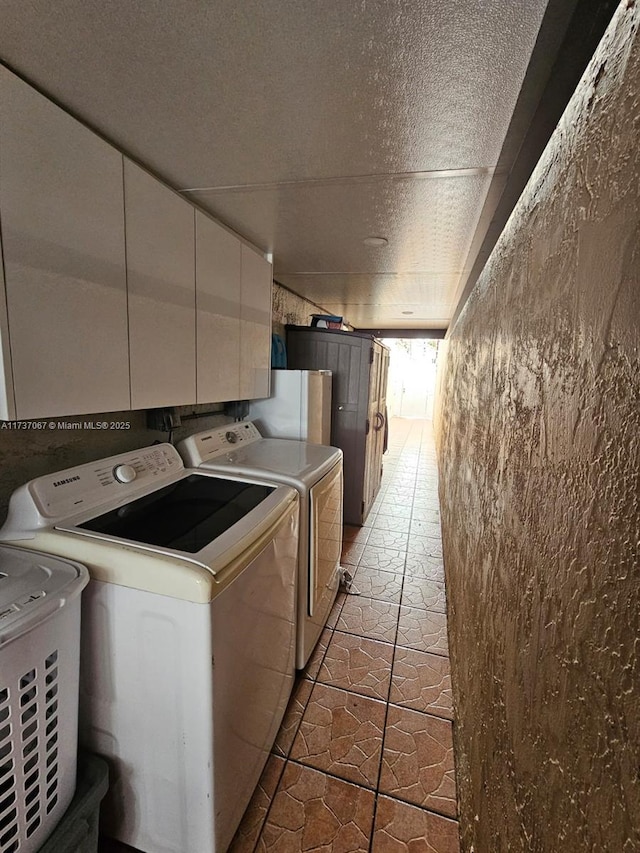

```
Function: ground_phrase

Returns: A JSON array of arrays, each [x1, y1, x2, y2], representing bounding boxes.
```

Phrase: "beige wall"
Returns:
[[436, 3, 640, 851]]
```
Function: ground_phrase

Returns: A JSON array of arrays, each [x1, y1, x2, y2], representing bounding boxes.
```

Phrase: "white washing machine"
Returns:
[[178, 421, 343, 669], [0, 443, 299, 853]]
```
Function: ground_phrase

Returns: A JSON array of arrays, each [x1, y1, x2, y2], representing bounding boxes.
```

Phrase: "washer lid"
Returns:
[[74, 473, 276, 553], [0, 544, 89, 645], [183, 437, 342, 486], [24, 484, 298, 603]]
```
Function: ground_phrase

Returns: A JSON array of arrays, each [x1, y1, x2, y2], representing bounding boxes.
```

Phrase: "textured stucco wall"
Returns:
[[436, 4, 640, 851], [272, 281, 347, 338]]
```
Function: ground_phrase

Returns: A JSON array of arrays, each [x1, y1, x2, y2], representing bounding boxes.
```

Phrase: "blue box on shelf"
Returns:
[[310, 314, 343, 329]]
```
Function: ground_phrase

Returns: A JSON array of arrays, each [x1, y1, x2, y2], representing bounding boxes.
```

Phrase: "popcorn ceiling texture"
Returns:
[[436, 4, 640, 851]]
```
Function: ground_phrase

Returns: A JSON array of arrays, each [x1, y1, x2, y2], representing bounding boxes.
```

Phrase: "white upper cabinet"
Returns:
[[239, 246, 272, 401], [124, 160, 196, 409], [0, 67, 273, 419], [0, 67, 130, 419], [195, 212, 241, 403]]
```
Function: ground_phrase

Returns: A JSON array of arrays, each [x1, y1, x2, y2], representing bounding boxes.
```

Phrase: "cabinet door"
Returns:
[[239, 246, 272, 400], [286, 329, 370, 525], [124, 160, 196, 409], [0, 67, 129, 419], [363, 341, 388, 520], [195, 212, 241, 402], [0, 246, 14, 421]]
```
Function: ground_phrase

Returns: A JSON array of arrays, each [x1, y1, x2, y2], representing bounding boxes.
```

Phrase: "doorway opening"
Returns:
[[381, 338, 441, 421]]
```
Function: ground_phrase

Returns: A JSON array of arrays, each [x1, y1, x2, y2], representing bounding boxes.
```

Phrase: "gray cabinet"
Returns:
[[286, 327, 389, 525]]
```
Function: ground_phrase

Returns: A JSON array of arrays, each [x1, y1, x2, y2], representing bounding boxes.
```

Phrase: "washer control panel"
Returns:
[[29, 444, 184, 519], [178, 422, 262, 464]]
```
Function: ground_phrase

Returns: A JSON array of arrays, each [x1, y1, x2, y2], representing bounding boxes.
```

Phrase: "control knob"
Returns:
[[113, 464, 137, 484], [225, 431, 238, 444]]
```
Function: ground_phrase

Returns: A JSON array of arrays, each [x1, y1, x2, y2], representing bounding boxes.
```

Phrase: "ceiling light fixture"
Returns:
[[363, 236, 388, 247], [402, 311, 414, 315]]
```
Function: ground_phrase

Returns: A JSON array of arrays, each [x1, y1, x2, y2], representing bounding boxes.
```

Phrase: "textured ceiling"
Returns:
[[0, 0, 552, 329]]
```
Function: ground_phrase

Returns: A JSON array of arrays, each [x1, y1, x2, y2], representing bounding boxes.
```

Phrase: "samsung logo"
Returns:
[[53, 476, 81, 488]]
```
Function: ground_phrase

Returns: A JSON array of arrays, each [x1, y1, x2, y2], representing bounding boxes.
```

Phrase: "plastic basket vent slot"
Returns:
[[22, 757, 36, 777], [23, 770, 38, 794], [43, 656, 59, 818], [19, 708, 35, 727], [0, 646, 63, 852], [0, 754, 14, 788], [23, 789, 37, 809], [18, 674, 34, 692], [0, 687, 17, 853]]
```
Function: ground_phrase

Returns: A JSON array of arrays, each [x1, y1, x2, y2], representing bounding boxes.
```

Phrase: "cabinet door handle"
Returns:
[[374, 411, 385, 431]]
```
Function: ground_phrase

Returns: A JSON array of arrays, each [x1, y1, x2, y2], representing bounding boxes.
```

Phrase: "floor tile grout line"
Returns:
[[367, 794, 380, 853], [285, 755, 379, 796], [373, 432, 458, 833], [273, 668, 318, 760], [282, 756, 463, 825], [367, 548, 405, 838], [374, 790, 460, 825], [385, 699, 454, 724], [328, 623, 397, 645], [338, 580, 446, 613], [333, 607, 400, 646], [337, 584, 449, 656], [302, 621, 335, 684], [302, 675, 389, 709], [394, 643, 450, 659], [245, 753, 289, 853]]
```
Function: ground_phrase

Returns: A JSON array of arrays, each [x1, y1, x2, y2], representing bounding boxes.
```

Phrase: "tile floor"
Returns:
[[229, 418, 459, 853], [99, 418, 458, 853]]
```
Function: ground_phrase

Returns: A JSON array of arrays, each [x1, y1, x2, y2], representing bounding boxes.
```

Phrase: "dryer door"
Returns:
[[309, 460, 343, 617]]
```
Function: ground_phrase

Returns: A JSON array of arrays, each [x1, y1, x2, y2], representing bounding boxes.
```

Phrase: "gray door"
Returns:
[[287, 328, 372, 525], [363, 342, 390, 520]]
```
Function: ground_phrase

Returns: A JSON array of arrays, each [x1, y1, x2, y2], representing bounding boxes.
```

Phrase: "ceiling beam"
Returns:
[[354, 328, 447, 340]]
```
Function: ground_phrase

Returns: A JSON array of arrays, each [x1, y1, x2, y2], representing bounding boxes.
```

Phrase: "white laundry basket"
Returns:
[[0, 545, 89, 853]]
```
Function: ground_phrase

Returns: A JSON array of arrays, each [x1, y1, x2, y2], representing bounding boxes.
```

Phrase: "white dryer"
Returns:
[[0, 443, 299, 853], [178, 422, 343, 668]]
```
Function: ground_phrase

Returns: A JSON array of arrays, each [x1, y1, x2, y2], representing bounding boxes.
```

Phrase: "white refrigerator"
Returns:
[[249, 369, 332, 444]]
